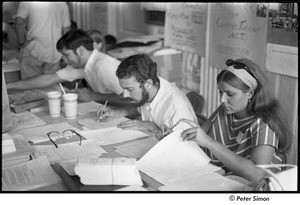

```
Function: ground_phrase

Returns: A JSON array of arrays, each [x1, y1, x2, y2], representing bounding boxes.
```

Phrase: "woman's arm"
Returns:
[[181, 119, 274, 183], [204, 138, 274, 182]]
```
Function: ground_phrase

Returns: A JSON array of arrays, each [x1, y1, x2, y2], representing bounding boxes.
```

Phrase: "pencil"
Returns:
[[97, 100, 108, 122]]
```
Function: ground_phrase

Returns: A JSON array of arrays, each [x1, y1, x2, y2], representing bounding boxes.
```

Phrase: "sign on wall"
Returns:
[[266, 2, 298, 78], [164, 3, 207, 57], [210, 3, 268, 69]]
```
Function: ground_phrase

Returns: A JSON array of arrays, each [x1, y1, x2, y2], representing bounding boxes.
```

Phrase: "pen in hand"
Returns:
[[97, 100, 108, 122]]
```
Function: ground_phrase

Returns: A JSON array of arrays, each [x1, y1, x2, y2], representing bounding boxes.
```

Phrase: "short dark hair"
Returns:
[[116, 54, 159, 85], [56, 29, 94, 53]]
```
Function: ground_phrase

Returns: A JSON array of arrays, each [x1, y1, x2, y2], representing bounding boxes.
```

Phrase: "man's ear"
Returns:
[[144, 79, 153, 90], [76, 46, 85, 56], [93, 42, 102, 51]]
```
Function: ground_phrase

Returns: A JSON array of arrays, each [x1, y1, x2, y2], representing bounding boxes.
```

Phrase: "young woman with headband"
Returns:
[[179, 58, 291, 183]]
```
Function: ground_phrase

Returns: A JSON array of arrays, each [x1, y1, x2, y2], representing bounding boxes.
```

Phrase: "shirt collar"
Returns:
[[84, 49, 99, 72], [146, 77, 165, 110]]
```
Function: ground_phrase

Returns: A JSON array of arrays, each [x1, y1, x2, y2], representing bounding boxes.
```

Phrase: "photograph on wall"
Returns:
[[266, 2, 298, 78], [210, 3, 268, 69], [164, 3, 207, 57]]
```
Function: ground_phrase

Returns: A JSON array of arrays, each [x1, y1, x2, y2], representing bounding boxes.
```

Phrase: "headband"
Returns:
[[225, 66, 258, 90]]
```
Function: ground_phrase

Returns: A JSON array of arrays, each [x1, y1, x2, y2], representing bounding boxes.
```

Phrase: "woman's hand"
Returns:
[[180, 119, 213, 147]]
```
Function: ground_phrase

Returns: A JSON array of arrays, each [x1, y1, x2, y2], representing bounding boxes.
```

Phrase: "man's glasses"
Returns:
[[47, 129, 83, 148], [226, 59, 254, 77]]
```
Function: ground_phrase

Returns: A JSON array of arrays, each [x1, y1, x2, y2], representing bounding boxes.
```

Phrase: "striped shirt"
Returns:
[[205, 105, 282, 172], [138, 77, 198, 131]]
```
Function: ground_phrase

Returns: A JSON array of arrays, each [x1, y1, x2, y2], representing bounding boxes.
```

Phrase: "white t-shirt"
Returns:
[[16, 2, 71, 63], [138, 77, 198, 131], [56, 50, 123, 95]]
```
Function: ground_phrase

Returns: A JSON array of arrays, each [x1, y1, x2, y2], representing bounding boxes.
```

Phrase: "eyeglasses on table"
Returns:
[[47, 129, 83, 148]]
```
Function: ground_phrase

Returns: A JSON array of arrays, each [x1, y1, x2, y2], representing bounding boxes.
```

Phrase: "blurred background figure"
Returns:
[[105, 34, 117, 51], [15, 2, 71, 79], [86, 29, 107, 53]]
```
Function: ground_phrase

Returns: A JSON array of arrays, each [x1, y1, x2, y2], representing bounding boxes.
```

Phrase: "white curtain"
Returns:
[[70, 2, 90, 31]]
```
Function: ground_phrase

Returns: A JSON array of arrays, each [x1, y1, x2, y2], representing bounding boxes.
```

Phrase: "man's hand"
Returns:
[[117, 120, 160, 133]]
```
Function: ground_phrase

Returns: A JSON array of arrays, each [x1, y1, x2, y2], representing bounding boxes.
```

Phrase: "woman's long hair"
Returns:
[[217, 58, 291, 155]]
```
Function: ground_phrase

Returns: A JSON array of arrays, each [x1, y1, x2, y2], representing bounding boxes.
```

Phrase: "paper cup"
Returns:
[[47, 91, 62, 117], [63, 93, 78, 119]]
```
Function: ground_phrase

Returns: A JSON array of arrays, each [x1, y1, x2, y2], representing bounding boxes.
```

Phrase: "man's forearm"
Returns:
[[15, 17, 26, 45], [7, 74, 63, 90], [91, 92, 131, 107]]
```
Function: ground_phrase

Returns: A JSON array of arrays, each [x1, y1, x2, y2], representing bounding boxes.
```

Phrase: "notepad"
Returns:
[[75, 157, 143, 186]]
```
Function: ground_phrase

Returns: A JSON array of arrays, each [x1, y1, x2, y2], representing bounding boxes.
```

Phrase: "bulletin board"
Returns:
[[164, 3, 207, 57], [210, 3, 268, 69]]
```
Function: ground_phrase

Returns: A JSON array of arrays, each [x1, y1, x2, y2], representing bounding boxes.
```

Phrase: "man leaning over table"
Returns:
[[98, 54, 198, 140], [7, 29, 130, 107]]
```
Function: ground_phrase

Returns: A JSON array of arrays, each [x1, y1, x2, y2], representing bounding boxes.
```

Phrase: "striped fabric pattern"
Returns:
[[206, 106, 282, 172]]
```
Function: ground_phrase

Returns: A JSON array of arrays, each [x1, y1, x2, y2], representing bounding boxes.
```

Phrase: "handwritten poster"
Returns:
[[211, 3, 268, 69], [164, 3, 207, 57]]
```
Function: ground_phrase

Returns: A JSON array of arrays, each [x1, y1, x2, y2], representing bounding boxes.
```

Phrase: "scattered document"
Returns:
[[7, 111, 46, 131], [79, 127, 149, 146], [75, 157, 143, 186], [158, 172, 245, 191], [77, 117, 129, 130], [114, 136, 158, 159], [2, 155, 62, 191], [33, 140, 107, 164], [18, 122, 81, 143], [137, 130, 221, 184]]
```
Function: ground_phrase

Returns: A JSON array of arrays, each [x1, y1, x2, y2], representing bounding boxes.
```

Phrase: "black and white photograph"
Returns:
[[1, 2, 299, 203]]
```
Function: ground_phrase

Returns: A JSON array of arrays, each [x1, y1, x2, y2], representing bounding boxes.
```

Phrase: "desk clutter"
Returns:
[[2, 97, 270, 192]]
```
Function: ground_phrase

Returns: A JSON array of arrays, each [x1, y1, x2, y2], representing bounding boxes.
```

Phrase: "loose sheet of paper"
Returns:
[[34, 140, 107, 164], [114, 136, 158, 159], [79, 127, 149, 146], [137, 130, 220, 184], [2, 155, 62, 191], [77, 117, 129, 130], [158, 172, 245, 191], [8, 111, 46, 131], [18, 122, 81, 143]]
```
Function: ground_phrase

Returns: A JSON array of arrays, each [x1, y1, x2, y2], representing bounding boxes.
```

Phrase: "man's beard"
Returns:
[[129, 86, 149, 107]]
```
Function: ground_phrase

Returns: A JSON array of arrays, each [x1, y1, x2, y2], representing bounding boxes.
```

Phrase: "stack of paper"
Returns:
[[2, 133, 16, 154], [2, 134, 35, 168], [75, 157, 143, 186]]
